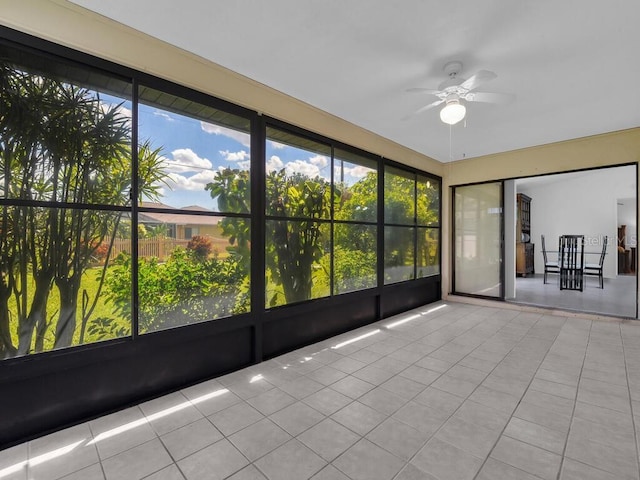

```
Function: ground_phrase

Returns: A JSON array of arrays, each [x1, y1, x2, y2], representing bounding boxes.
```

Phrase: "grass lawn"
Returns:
[[7, 266, 129, 353]]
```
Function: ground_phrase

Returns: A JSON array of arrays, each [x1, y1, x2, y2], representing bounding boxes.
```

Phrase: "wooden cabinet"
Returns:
[[516, 194, 534, 276], [517, 243, 535, 276]]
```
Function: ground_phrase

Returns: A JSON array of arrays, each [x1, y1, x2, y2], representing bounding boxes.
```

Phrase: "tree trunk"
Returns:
[[54, 279, 79, 348], [0, 287, 16, 359], [275, 223, 312, 304], [17, 273, 52, 355], [34, 305, 50, 353]]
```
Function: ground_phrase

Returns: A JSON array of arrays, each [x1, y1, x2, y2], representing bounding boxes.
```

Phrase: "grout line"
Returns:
[[391, 309, 551, 478], [331, 306, 521, 479], [553, 316, 592, 480], [471, 314, 569, 480], [619, 323, 640, 480]]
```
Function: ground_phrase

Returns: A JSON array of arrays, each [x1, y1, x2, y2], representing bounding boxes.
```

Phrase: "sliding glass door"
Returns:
[[453, 182, 503, 297]]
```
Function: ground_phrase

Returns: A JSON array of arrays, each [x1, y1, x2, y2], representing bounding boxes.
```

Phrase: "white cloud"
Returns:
[[100, 102, 132, 126], [309, 155, 329, 168], [268, 141, 286, 150], [163, 148, 212, 173], [153, 110, 174, 121], [285, 160, 320, 178], [165, 170, 218, 191], [337, 164, 374, 179], [266, 155, 284, 173], [237, 160, 251, 170], [201, 122, 250, 146], [219, 150, 250, 162]]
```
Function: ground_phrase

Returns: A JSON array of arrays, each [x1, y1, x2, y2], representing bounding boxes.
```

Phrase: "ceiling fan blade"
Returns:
[[401, 99, 445, 120], [405, 87, 441, 95], [459, 70, 497, 91], [465, 91, 515, 104]]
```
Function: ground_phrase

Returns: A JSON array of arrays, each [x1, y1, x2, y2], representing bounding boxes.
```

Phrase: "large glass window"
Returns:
[[136, 87, 252, 332], [384, 226, 415, 283], [417, 175, 440, 277], [384, 166, 440, 284], [0, 46, 134, 358], [334, 149, 378, 294], [454, 182, 502, 297], [0, 38, 441, 359], [384, 166, 415, 225], [265, 128, 332, 307]]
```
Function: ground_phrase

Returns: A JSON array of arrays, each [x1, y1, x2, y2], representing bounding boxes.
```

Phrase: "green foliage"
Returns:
[[205, 169, 251, 265], [334, 172, 377, 222], [187, 235, 214, 260], [332, 246, 376, 294], [103, 249, 249, 332], [384, 171, 415, 224], [208, 168, 336, 306], [417, 178, 439, 226], [0, 60, 166, 357]]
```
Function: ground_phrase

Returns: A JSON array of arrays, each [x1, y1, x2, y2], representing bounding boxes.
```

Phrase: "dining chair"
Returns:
[[541, 234, 559, 283], [559, 235, 584, 291], [584, 236, 607, 288]]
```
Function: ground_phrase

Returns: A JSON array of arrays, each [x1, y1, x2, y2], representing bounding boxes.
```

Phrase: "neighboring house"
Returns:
[[138, 202, 220, 240]]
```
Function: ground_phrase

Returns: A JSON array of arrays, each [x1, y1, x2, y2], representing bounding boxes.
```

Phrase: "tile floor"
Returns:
[[515, 273, 636, 318], [2, 301, 640, 480]]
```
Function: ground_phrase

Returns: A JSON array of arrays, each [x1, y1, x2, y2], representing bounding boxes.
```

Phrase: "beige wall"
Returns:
[[441, 128, 640, 299]]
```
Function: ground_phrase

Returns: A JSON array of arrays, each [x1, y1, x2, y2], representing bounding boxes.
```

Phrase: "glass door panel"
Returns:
[[454, 182, 503, 297]]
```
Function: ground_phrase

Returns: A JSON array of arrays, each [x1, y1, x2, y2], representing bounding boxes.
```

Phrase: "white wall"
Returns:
[[504, 180, 517, 299], [518, 165, 636, 279]]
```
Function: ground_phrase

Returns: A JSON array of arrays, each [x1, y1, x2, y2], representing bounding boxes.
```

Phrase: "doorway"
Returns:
[[507, 165, 637, 318]]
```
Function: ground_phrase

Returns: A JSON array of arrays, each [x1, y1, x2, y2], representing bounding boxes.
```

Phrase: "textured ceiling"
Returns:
[[69, 0, 640, 162]]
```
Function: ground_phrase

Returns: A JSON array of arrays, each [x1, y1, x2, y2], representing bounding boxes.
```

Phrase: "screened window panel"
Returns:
[[0, 49, 133, 206], [137, 215, 250, 333], [384, 226, 415, 284], [265, 127, 332, 219], [334, 223, 377, 294], [417, 175, 440, 226], [0, 206, 131, 359], [417, 227, 440, 277], [265, 219, 330, 307], [138, 85, 251, 214], [384, 166, 415, 225], [333, 149, 377, 223]]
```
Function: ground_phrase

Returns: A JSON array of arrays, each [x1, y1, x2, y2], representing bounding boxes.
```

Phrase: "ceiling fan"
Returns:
[[405, 61, 514, 125]]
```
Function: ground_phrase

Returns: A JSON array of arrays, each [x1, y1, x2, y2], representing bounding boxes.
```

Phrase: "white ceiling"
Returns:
[[69, 0, 640, 163]]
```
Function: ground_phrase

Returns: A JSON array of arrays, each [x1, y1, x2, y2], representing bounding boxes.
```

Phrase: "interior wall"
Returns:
[[518, 166, 636, 278], [0, 0, 442, 176], [442, 129, 640, 299]]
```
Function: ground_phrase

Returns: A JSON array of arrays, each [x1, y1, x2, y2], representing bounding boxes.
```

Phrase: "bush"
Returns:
[[103, 248, 249, 332], [187, 235, 213, 260]]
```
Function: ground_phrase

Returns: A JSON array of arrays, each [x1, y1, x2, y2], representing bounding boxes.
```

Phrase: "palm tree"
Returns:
[[0, 60, 166, 356]]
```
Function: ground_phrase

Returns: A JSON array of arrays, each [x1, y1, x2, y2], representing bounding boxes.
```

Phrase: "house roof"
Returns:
[[68, 0, 640, 163], [139, 202, 221, 226]]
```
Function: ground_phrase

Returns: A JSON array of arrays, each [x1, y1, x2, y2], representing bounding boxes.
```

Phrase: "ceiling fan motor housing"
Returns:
[[439, 61, 466, 91]]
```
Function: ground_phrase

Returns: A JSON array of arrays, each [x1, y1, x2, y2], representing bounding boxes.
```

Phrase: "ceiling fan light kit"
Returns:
[[440, 95, 466, 125], [406, 61, 511, 125]]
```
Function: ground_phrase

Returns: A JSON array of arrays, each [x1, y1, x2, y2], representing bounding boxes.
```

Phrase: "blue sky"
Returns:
[[105, 95, 374, 210]]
